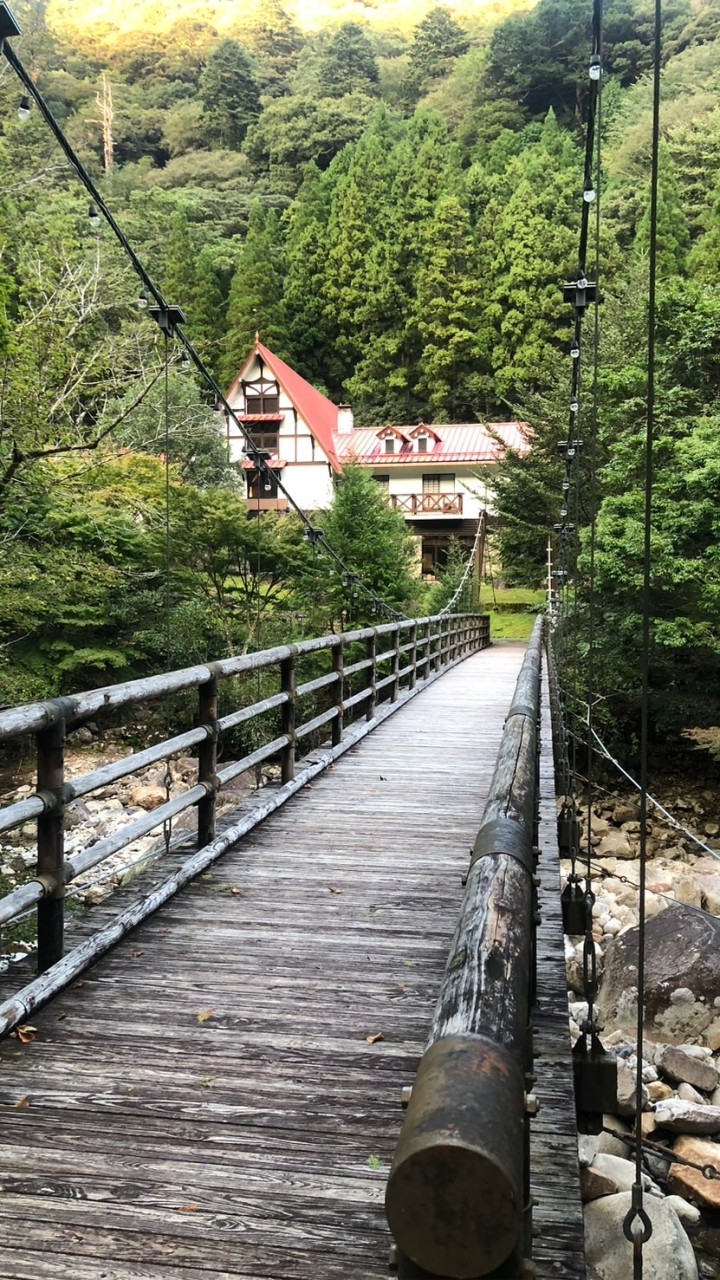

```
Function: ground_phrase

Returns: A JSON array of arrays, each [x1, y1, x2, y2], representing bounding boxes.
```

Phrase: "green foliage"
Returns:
[[317, 23, 380, 98], [199, 39, 262, 149], [410, 7, 470, 85], [220, 203, 287, 386], [318, 466, 417, 625]]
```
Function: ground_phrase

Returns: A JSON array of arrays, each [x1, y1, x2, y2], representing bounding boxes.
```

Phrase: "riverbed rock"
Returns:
[[596, 829, 635, 860], [667, 1136, 720, 1209], [658, 1046, 719, 1093], [130, 785, 167, 811], [654, 1099, 720, 1135], [598, 904, 720, 1041], [584, 1190, 698, 1280]]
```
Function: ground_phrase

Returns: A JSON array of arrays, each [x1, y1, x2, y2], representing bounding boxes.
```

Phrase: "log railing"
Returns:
[[0, 613, 489, 1036], [385, 615, 543, 1280]]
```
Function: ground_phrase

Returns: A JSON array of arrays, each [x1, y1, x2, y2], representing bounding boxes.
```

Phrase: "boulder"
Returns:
[[647, 1081, 675, 1104], [616, 1062, 649, 1116], [614, 803, 641, 826], [677, 1083, 705, 1105], [596, 830, 635, 860], [667, 1136, 720, 1210], [597, 1119, 632, 1160], [658, 1046, 718, 1093], [664, 1195, 701, 1225], [653, 1099, 720, 1135], [581, 1163, 618, 1201], [130, 785, 167, 812], [591, 1153, 656, 1194], [597, 904, 720, 1041], [584, 1191, 698, 1280]]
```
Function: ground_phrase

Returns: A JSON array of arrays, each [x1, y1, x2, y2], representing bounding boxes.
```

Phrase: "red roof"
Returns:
[[228, 343, 341, 472], [335, 422, 530, 465]]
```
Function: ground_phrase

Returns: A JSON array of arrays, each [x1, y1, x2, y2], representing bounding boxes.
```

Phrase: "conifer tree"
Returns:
[[220, 204, 287, 387], [346, 112, 459, 422], [324, 111, 396, 389], [283, 163, 334, 383], [410, 7, 469, 83], [162, 208, 196, 314], [200, 39, 261, 149], [634, 148, 691, 279], [187, 247, 226, 375], [414, 195, 488, 421], [317, 23, 380, 98], [247, 0, 302, 98]]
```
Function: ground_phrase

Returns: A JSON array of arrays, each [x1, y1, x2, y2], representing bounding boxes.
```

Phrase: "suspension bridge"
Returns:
[[0, 615, 587, 1280], [0, 0, 687, 1270]]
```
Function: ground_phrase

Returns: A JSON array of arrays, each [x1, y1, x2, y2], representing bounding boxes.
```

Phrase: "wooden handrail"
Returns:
[[0, 613, 491, 985], [385, 616, 544, 1279]]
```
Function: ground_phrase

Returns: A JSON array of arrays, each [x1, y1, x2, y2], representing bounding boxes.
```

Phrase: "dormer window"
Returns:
[[409, 424, 440, 454], [417, 436, 428, 453], [377, 426, 409, 455]]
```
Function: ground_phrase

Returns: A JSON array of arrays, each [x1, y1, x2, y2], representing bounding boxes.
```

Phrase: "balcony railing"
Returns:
[[390, 493, 463, 515]]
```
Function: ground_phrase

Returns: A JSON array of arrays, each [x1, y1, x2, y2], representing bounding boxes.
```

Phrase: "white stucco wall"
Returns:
[[367, 464, 494, 518], [225, 359, 335, 511]]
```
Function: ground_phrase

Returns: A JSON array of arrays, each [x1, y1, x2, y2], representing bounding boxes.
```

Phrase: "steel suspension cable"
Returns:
[[622, 0, 663, 1270]]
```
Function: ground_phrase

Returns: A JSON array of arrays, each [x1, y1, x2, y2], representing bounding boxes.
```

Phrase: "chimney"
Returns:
[[337, 404, 354, 434]]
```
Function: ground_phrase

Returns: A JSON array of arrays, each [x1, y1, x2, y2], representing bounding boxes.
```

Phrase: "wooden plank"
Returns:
[[0, 646, 526, 1280], [530, 653, 587, 1280]]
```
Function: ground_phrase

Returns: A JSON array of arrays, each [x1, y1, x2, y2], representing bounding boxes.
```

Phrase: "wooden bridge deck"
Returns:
[[0, 643, 582, 1280]]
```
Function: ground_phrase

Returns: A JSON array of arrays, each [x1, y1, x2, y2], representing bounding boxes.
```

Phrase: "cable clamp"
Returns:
[[562, 279, 598, 310], [148, 304, 187, 337]]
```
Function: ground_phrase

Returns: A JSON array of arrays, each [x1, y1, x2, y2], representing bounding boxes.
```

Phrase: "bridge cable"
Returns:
[[162, 331, 174, 857], [556, 0, 602, 934], [0, 28, 405, 625], [581, 0, 604, 1058], [622, 0, 663, 1268]]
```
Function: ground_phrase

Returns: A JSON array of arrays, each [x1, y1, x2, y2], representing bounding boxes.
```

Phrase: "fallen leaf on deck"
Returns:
[[57, 1012, 67, 1021], [178, 1204, 199, 1213], [366, 1032, 384, 1045], [230, 886, 241, 896], [14, 1096, 29, 1109], [13, 1025, 36, 1044], [368, 1155, 382, 1170], [72, 981, 85, 989], [197, 1009, 214, 1024], [328, 887, 343, 894], [131, 949, 143, 958]]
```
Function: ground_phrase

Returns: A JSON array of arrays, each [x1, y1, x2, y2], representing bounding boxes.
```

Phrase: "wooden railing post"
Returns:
[[332, 640, 344, 747], [197, 671, 219, 848], [280, 649, 297, 783], [409, 622, 418, 690], [391, 626, 400, 702], [36, 714, 66, 972], [366, 630, 378, 720]]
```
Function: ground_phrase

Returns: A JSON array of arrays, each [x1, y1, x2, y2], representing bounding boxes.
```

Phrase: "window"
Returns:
[[384, 438, 395, 454], [247, 467, 279, 500], [422, 473, 454, 493], [372, 474, 390, 487], [417, 436, 428, 453], [246, 431, 278, 452], [246, 394, 279, 415]]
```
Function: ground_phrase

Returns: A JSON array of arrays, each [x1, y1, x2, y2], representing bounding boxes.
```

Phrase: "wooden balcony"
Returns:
[[390, 492, 463, 516]]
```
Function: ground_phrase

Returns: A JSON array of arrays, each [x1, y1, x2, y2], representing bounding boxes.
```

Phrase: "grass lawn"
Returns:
[[480, 587, 545, 643]]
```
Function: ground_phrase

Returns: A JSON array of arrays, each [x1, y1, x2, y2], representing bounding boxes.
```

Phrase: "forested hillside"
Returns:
[[1, 0, 719, 745]]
